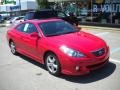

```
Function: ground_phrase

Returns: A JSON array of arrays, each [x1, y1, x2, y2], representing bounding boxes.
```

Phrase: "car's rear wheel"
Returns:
[[45, 53, 61, 76], [9, 41, 17, 55]]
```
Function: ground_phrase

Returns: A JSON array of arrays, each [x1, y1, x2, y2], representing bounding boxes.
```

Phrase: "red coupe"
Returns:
[[6, 19, 109, 76]]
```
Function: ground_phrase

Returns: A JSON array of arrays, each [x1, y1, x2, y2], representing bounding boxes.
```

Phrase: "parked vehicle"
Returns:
[[24, 9, 73, 24], [24, 9, 58, 20], [6, 19, 109, 76], [0, 15, 4, 23], [6, 16, 24, 25]]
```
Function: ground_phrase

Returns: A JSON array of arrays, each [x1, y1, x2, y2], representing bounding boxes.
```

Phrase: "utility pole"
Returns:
[[19, 0, 21, 15], [75, 0, 77, 16], [91, 0, 93, 22], [110, 0, 113, 24]]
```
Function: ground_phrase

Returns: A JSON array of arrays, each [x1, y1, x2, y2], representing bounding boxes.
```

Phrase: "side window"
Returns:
[[16, 17, 23, 20], [16, 23, 25, 32], [23, 23, 29, 32], [24, 13, 34, 20], [58, 12, 66, 18], [25, 23, 38, 34]]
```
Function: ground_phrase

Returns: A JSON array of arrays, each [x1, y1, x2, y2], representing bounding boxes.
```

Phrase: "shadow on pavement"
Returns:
[[18, 54, 116, 84], [18, 54, 46, 70], [59, 62, 116, 84]]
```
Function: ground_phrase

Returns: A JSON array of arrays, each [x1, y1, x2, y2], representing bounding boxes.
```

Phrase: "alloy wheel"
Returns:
[[10, 41, 17, 55], [45, 53, 60, 75]]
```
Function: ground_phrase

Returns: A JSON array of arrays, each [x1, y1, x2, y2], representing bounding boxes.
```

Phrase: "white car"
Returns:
[[6, 16, 24, 26]]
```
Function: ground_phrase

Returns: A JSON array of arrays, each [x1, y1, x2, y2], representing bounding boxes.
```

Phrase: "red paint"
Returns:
[[6, 19, 109, 75]]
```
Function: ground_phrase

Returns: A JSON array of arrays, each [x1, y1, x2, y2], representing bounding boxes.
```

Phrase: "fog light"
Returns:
[[75, 66, 80, 71]]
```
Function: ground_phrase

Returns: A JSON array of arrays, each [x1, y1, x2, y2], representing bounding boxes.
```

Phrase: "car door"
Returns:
[[20, 23, 40, 59], [13, 23, 26, 51]]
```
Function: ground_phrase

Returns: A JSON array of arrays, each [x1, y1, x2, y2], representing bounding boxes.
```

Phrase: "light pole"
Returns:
[[110, 0, 113, 24], [19, 0, 21, 15], [91, 0, 93, 22], [75, 0, 77, 16]]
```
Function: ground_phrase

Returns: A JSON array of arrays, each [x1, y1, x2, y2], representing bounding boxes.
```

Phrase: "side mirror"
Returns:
[[74, 26, 81, 31], [24, 18, 26, 21], [30, 32, 39, 38], [77, 27, 82, 30]]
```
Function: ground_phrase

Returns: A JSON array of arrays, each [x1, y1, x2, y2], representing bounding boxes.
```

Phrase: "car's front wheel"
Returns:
[[9, 41, 17, 55], [45, 53, 61, 76]]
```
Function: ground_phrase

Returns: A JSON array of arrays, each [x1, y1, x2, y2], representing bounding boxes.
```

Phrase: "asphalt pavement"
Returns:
[[0, 26, 120, 90]]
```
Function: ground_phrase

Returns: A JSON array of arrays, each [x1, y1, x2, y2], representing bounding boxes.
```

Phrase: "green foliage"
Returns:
[[36, 0, 49, 9]]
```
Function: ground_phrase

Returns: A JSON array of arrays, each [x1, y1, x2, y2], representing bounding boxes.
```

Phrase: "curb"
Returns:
[[0, 24, 6, 27], [80, 25, 120, 31], [0, 24, 120, 31], [0, 23, 11, 27]]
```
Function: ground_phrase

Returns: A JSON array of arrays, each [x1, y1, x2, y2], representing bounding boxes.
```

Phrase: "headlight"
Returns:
[[60, 45, 85, 58]]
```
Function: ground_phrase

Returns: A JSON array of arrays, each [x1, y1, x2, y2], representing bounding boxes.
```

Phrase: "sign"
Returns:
[[10, 5, 20, 11], [94, 0, 104, 4], [1, 0, 16, 5], [93, 0, 120, 13]]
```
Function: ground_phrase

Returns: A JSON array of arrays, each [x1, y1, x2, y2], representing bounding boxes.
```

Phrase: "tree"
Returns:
[[36, 0, 49, 9]]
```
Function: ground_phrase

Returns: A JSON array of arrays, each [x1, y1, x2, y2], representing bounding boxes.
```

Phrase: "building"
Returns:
[[0, 0, 37, 17], [0, 0, 120, 25], [48, 0, 120, 25]]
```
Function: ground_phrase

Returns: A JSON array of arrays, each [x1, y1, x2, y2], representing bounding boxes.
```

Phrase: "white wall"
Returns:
[[27, 1, 37, 10], [21, 1, 37, 10], [21, 2, 27, 10], [0, 5, 6, 12], [0, 4, 15, 12], [0, 1, 37, 12]]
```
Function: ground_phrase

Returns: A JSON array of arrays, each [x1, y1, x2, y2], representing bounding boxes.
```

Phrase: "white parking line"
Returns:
[[110, 58, 120, 63], [94, 32, 120, 64], [111, 47, 120, 54], [95, 32, 109, 36]]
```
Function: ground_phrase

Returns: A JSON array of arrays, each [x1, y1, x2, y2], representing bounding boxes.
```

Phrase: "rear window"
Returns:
[[24, 10, 58, 20], [34, 11, 58, 19], [24, 12, 34, 20]]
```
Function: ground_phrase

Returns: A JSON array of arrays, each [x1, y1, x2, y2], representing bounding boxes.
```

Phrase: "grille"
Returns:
[[92, 48, 105, 57]]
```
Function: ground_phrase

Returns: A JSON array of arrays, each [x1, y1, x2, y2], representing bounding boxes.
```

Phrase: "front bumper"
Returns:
[[59, 49, 109, 76]]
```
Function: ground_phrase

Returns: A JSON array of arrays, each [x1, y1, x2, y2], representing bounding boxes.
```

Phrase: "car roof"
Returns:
[[28, 9, 56, 13], [24, 18, 62, 24], [12, 16, 24, 19]]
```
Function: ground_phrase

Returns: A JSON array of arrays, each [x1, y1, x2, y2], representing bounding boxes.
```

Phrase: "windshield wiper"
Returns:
[[45, 33, 61, 37], [63, 31, 77, 34], [45, 30, 78, 37]]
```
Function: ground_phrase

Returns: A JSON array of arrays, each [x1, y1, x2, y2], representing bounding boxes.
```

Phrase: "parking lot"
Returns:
[[0, 26, 120, 90]]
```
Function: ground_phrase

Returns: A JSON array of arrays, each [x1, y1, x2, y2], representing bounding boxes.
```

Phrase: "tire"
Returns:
[[9, 41, 17, 55], [45, 53, 61, 76]]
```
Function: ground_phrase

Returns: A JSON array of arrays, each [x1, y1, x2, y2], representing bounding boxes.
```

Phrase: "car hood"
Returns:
[[46, 31, 106, 52]]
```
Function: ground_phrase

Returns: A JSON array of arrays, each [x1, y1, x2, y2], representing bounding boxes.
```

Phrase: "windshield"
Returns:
[[39, 20, 78, 37]]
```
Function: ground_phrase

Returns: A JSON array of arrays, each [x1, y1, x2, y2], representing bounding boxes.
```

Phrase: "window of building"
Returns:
[[52, 0, 120, 25]]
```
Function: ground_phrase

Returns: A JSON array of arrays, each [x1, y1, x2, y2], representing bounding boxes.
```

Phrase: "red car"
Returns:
[[6, 19, 109, 76]]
